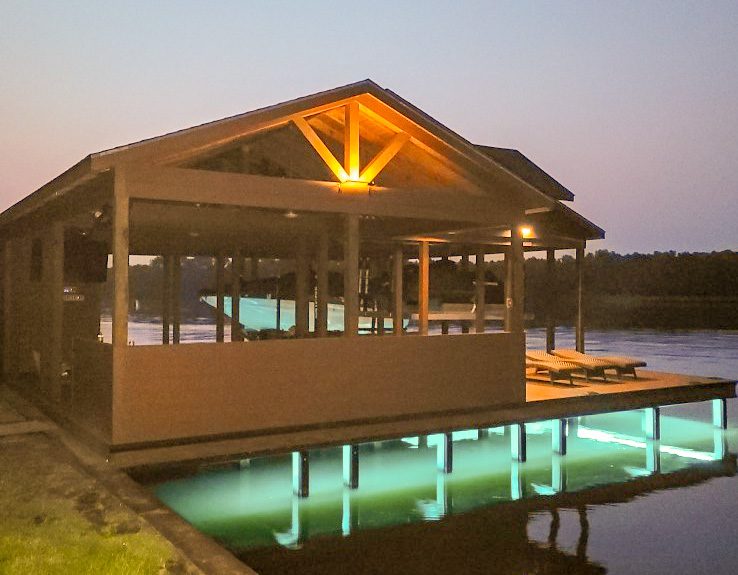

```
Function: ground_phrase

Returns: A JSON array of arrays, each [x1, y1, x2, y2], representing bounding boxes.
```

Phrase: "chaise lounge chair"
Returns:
[[553, 349, 647, 379], [525, 356, 581, 385], [528, 350, 610, 381]]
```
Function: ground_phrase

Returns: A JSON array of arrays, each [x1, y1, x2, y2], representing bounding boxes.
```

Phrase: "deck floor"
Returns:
[[111, 370, 736, 469]]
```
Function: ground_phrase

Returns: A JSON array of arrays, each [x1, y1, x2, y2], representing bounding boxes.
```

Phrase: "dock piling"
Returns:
[[343, 444, 359, 489], [437, 432, 453, 473], [292, 451, 310, 498], [644, 407, 660, 440], [552, 419, 567, 455], [712, 398, 728, 429], [511, 423, 527, 462]]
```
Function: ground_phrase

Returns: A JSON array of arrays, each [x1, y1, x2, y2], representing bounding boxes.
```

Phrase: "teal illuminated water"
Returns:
[[135, 326, 738, 574]]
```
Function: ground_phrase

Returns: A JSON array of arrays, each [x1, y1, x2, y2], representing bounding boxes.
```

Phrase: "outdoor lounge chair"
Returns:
[[553, 349, 647, 378], [528, 350, 610, 381], [525, 354, 581, 385]]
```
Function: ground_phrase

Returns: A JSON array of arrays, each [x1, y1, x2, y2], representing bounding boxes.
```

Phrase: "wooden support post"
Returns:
[[511, 423, 527, 462], [418, 241, 429, 336], [231, 251, 242, 342], [316, 231, 329, 337], [392, 246, 404, 336], [47, 222, 64, 401], [112, 171, 129, 350], [505, 225, 525, 333], [645, 407, 660, 440], [546, 248, 556, 353], [475, 246, 486, 334], [172, 255, 181, 344], [292, 451, 310, 498], [342, 444, 359, 489], [344, 214, 360, 337], [2, 240, 12, 380], [575, 245, 585, 353], [437, 432, 453, 473], [162, 256, 171, 344], [712, 398, 728, 429], [295, 238, 310, 338], [215, 253, 225, 342], [552, 419, 567, 455]]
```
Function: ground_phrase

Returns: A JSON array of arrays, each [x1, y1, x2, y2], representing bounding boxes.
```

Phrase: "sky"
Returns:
[[1, 0, 737, 254]]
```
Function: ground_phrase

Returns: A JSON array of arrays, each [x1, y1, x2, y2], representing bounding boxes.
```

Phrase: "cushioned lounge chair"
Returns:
[[528, 350, 610, 381], [553, 349, 647, 378]]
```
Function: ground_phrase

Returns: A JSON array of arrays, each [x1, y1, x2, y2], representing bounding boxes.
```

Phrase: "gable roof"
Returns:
[[1, 80, 594, 232], [475, 146, 575, 202]]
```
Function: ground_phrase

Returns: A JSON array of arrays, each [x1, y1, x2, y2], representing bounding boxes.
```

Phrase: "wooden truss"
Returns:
[[293, 101, 410, 190]]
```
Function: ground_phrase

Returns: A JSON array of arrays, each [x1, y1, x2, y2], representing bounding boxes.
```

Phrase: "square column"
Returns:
[[436, 432, 453, 473], [343, 214, 360, 337], [292, 451, 310, 498], [511, 423, 527, 462], [418, 241, 429, 336], [316, 231, 329, 337], [575, 244, 585, 352], [546, 249, 556, 353], [504, 225, 525, 333], [215, 253, 225, 342], [343, 444, 359, 489], [162, 256, 171, 344], [475, 247, 486, 334], [552, 418, 567, 455], [45, 222, 64, 401], [295, 238, 310, 338], [230, 252, 242, 342], [392, 246, 404, 335], [112, 170, 129, 350]]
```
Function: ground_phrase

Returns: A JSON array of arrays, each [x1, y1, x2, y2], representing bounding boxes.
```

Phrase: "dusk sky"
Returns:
[[1, 1, 736, 254]]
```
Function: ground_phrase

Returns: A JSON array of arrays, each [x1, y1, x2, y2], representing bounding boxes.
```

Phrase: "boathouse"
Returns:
[[5, 80, 725, 468]]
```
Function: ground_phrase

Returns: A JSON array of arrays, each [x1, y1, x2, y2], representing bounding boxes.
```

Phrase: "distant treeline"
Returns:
[[108, 250, 738, 330], [521, 250, 738, 330]]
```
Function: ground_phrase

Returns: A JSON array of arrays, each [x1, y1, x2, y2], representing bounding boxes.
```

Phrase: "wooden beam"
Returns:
[[344, 102, 360, 180], [293, 116, 349, 182], [505, 225, 525, 333], [418, 241, 429, 336], [126, 167, 516, 226], [360, 132, 410, 183], [475, 247, 486, 334], [343, 214, 360, 337]]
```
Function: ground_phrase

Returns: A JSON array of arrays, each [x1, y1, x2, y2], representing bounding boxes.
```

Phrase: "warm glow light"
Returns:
[[339, 181, 370, 194], [284, 210, 298, 219], [520, 226, 533, 238]]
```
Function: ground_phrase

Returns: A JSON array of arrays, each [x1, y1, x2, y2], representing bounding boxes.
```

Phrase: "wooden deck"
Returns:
[[111, 370, 736, 469]]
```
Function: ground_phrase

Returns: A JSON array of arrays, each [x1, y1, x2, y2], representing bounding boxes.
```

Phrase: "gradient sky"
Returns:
[[1, 1, 736, 254]]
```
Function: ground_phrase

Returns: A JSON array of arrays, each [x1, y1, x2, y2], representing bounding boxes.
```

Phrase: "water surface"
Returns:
[[131, 323, 738, 574]]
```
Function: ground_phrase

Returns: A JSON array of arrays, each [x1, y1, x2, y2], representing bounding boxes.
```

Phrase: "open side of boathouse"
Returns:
[[0, 80, 733, 470]]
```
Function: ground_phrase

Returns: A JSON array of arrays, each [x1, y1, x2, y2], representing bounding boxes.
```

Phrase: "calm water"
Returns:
[[122, 318, 738, 574]]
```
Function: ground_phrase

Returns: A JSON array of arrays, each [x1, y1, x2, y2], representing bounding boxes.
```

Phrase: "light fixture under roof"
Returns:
[[284, 210, 298, 219]]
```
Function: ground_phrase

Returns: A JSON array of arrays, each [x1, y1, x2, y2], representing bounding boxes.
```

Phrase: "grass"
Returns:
[[0, 433, 196, 575]]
